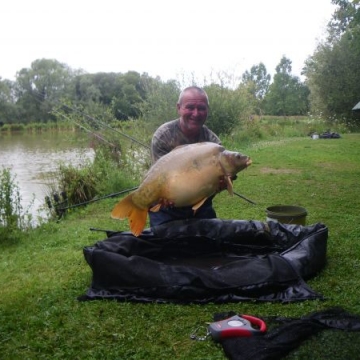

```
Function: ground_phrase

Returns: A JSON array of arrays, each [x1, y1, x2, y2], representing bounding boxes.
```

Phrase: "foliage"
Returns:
[[136, 72, 255, 137], [55, 162, 98, 206], [14, 59, 78, 123], [0, 121, 75, 133], [71, 71, 148, 120], [137, 77, 180, 128], [1, 133, 360, 359], [223, 114, 348, 148], [204, 83, 254, 136], [328, 0, 360, 41], [46, 136, 143, 220], [0, 167, 32, 241], [264, 56, 310, 116], [0, 78, 19, 123], [304, 0, 360, 123], [2, 56, 312, 132], [241, 62, 271, 115]]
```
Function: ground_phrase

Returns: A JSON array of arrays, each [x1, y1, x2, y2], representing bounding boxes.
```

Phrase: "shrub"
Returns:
[[0, 167, 32, 241], [8, 123, 26, 132], [46, 140, 141, 218]]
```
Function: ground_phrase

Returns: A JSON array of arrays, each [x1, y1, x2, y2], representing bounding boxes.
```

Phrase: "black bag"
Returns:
[[80, 219, 327, 304]]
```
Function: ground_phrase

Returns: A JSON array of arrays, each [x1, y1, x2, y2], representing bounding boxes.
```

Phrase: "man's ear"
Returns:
[[176, 103, 181, 112]]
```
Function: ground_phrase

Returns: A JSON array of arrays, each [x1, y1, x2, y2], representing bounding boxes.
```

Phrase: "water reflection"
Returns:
[[0, 132, 94, 224]]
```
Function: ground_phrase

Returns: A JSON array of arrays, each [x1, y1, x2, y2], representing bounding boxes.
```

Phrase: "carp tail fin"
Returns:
[[128, 208, 148, 237], [111, 194, 148, 237], [111, 194, 134, 219]]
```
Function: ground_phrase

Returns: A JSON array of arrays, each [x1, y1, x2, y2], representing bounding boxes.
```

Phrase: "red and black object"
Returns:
[[208, 315, 267, 342]]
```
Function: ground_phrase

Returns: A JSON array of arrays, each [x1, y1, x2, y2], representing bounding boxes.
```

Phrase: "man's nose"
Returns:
[[192, 108, 199, 117]]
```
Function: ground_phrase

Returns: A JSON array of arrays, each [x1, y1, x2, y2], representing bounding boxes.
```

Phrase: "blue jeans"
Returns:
[[149, 197, 216, 227]]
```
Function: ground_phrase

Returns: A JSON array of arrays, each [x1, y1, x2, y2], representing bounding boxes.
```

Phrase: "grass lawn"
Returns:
[[1, 133, 360, 359]]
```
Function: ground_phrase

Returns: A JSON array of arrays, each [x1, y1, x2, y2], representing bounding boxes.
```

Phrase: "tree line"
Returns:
[[0, 0, 359, 132], [303, 0, 360, 125]]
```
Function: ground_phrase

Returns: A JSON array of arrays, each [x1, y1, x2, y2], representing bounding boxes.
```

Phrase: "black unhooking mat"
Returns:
[[79, 219, 328, 303]]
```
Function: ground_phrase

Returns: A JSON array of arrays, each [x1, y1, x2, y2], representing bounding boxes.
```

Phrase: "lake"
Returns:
[[0, 131, 94, 224]]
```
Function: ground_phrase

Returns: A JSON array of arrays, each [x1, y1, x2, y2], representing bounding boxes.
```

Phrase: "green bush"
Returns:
[[0, 167, 32, 241], [46, 140, 141, 219], [0, 123, 10, 132], [7, 123, 26, 132], [205, 83, 254, 136]]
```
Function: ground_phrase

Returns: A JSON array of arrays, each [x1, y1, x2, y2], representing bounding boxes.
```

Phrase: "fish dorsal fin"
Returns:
[[192, 197, 208, 212], [225, 175, 234, 196]]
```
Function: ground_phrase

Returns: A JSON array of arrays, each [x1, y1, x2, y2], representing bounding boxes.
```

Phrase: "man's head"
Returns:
[[177, 87, 209, 138]]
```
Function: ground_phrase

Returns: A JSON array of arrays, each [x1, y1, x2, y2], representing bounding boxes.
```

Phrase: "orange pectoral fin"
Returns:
[[192, 197, 208, 213], [149, 203, 161, 212], [225, 176, 234, 196], [111, 194, 148, 237]]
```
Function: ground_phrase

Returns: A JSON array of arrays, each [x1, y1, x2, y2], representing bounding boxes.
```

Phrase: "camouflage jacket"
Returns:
[[151, 118, 221, 164]]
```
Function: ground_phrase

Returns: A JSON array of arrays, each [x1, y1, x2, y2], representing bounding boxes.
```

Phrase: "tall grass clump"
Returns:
[[3, 123, 26, 132], [0, 167, 33, 241], [0, 123, 11, 133], [46, 140, 145, 219]]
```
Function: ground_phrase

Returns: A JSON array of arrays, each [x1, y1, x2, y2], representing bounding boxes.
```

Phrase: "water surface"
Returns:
[[0, 131, 94, 223]]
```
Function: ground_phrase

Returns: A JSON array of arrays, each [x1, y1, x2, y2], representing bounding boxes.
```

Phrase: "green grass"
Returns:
[[1, 134, 360, 359]]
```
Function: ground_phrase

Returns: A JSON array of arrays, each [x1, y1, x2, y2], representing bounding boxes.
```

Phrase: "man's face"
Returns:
[[177, 91, 209, 135]]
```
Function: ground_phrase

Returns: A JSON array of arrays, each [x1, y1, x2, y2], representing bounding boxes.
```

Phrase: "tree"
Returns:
[[328, 0, 360, 41], [15, 59, 77, 122], [137, 76, 180, 128], [264, 57, 309, 116], [204, 83, 254, 135], [111, 71, 146, 120], [241, 62, 271, 115], [71, 71, 147, 120], [303, 0, 360, 121], [0, 78, 19, 123]]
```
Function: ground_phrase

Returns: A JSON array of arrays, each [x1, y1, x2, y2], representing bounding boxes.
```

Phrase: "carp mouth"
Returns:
[[221, 151, 252, 173], [235, 154, 252, 168]]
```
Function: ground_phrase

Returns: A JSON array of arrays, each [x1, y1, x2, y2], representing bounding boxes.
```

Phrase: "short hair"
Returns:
[[178, 86, 209, 106]]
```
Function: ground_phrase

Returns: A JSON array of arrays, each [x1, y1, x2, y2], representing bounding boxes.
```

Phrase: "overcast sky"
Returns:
[[1, 0, 336, 84]]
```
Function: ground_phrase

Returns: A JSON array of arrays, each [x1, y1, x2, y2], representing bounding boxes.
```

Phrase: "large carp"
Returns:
[[111, 142, 252, 236]]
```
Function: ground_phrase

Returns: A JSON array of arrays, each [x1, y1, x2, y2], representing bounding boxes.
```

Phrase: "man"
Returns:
[[149, 86, 222, 227]]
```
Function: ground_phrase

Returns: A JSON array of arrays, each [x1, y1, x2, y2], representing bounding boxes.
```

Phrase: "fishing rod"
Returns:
[[60, 103, 150, 150], [233, 191, 257, 205], [52, 107, 119, 149], [51, 186, 139, 215], [46, 186, 139, 221], [22, 89, 150, 150]]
